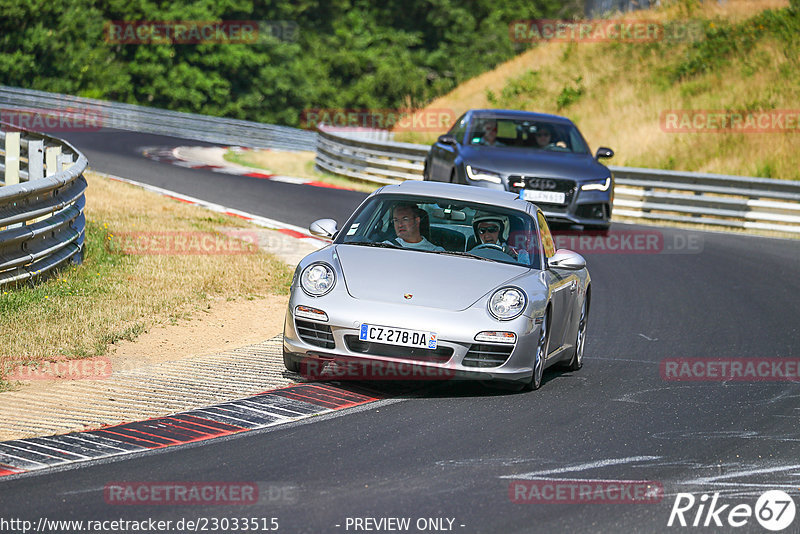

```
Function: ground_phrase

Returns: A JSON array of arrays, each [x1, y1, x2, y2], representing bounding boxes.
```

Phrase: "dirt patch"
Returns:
[[106, 294, 288, 370]]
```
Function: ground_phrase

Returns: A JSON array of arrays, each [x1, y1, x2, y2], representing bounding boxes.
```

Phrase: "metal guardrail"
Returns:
[[0, 124, 87, 286], [316, 127, 426, 185], [0, 85, 317, 152], [315, 128, 800, 234]]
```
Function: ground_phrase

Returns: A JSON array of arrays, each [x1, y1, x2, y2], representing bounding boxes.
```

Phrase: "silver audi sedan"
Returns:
[[283, 181, 590, 390]]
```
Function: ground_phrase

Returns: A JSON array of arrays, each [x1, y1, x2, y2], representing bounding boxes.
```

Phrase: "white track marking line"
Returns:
[[500, 456, 661, 479]]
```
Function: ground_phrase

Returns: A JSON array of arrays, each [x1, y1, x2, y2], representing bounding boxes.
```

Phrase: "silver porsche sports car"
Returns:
[[283, 181, 590, 390]]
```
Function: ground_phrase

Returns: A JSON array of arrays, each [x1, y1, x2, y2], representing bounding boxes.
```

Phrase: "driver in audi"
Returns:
[[472, 211, 529, 264]]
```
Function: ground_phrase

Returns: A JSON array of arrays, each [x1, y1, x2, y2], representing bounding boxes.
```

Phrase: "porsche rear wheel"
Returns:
[[525, 310, 549, 391], [566, 296, 587, 371]]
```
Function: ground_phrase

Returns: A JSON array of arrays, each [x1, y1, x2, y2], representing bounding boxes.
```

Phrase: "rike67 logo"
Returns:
[[668, 490, 796, 531]]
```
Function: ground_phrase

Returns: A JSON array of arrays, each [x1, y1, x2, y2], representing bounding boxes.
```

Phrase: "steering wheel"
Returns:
[[472, 243, 504, 251]]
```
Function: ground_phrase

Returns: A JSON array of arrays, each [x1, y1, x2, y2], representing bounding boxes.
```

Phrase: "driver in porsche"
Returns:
[[472, 211, 529, 264]]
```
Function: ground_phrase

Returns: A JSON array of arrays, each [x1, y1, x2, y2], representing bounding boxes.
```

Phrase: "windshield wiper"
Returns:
[[431, 250, 497, 262], [345, 241, 400, 249]]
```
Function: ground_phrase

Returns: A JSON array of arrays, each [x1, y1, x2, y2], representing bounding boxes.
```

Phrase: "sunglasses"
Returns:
[[479, 226, 500, 234]]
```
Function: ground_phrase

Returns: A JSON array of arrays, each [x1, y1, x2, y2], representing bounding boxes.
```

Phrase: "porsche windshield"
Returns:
[[467, 117, 590, 154], [337, 195, 541, 268]]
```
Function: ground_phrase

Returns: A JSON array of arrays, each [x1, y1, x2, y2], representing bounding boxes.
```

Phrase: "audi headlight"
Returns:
[[581, 177, 611, 191], [488, 287, 527, 320], [300, 262, 335, 296], [466, 165, 502, 184]]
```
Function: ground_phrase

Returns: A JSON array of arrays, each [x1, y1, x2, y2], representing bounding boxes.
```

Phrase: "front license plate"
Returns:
[[359, 324, 438, 350], [522, 190, 566, 204]]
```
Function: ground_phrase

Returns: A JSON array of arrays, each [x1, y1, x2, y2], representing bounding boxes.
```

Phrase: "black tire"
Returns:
[[449, 169, 457, 184], [283, 349, 299, 372], [565, 295, 587, 371], [423, 161, 431, 181], [525, 310, 549, 391]]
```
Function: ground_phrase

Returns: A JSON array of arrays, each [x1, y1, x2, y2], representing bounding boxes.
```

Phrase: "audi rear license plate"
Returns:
[[359, 324, 438, 350], [522, 190, 566, 204]]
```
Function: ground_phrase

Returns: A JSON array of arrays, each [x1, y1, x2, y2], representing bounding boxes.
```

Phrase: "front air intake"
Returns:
[[296, 320, 335, 349], [463, 344, 514, 368]]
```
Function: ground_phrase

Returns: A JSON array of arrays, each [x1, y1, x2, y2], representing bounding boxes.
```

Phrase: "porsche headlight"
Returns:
[[488, 287, 527, 320], [300, 262, 335, 296], [466, 165, 502, 184]]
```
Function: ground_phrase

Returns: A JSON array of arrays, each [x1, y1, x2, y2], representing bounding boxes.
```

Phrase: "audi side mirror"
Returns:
[[595, 147, 614, 160], [437, 134, 457, 146]]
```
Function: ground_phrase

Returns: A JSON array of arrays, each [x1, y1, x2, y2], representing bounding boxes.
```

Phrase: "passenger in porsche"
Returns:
[[472, 211, 530, 264], [386, 203, 444, 251]]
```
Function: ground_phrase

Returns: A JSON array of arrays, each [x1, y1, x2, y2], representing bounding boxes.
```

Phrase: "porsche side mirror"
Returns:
[[548, 249, 586, 270], [595, 147, 614, 160], [309, 218, 338, 239], [437, 134, 457, 146]]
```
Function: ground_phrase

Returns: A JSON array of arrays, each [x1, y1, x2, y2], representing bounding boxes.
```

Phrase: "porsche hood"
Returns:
[[334, 244, 529, 311]]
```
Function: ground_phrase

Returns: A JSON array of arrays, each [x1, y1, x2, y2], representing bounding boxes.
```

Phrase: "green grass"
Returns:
[[0, 172, 293, 390]]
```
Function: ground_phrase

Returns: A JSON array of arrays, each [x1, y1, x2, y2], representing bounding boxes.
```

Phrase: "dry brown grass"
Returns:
[[225, 149, 380, 193], [661, 0, 789, 21], [396, 0, 797, 180], [0, 171, 292, 371]]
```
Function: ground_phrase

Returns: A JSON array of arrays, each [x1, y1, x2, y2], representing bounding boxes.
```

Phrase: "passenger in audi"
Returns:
[[476, 120, 505, 146], [533, 123, 554, 148]]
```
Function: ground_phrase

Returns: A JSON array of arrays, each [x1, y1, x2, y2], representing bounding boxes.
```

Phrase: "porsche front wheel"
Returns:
[[525, 310, 549, 391], [283, 349, 299, 372]]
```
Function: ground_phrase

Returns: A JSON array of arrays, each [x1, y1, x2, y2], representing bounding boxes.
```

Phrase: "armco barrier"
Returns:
[[0, 124, 86, 286], [0, 85, 316, 152], [315, 127, 800, 234], [315, 127, 425, 185]]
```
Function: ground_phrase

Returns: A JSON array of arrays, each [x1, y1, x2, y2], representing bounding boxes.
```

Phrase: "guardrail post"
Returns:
[[57, 153, 73, 171], [27, 139, 44, 181], [693, 189, 703, 219], [4, 131, 20, 185], [45, 145, 61, 176]]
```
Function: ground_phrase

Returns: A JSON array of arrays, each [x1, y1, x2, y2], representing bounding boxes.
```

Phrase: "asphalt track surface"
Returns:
[[60, 129, 366, 227], [2, 130, 800, 533]]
